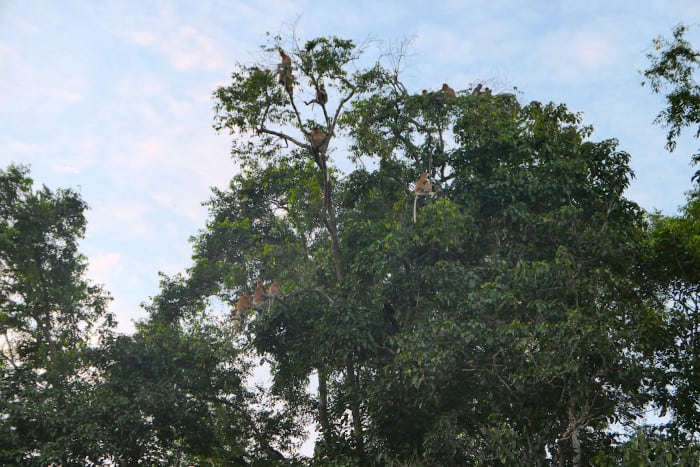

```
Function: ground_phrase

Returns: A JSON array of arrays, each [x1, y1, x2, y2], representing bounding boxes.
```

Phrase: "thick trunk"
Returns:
[[571, 425, 581, 467]]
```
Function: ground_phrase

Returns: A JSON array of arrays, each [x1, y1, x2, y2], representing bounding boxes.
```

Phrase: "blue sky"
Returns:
[[2, 0, 700, 334]]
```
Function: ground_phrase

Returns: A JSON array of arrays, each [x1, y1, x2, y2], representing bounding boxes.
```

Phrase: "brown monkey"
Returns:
[[413, 171, 434, 223], [267, 280, 282, 297], [471, 83, 482, 95], [277, 49, 294, 95], [235, 291, 252, 316], [311, 127, 325, 148], [278, 49, 292, 81], [441, 83, 456, 98], [253, 280, 266, 306], [305, 83, 328, 106], [316, 83, 328, 104], [414, 171, 433, 195]]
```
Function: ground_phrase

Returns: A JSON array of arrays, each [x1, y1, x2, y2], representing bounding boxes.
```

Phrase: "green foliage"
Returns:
[[0, 164, 114, 465], [642, 28, 700, 440], [170, 34, 670, 465], [642, 23, 700, 178], [644, 191, 700, 439]]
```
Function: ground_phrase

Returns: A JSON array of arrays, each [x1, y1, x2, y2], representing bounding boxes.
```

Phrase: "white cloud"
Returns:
[[121, 24, 226, 72], [54, 165, 81, 174], [3, 136, 41, 156], [109, 204, 153, 238], [57, 90, 84, 103], [88, 252, 123, 284]]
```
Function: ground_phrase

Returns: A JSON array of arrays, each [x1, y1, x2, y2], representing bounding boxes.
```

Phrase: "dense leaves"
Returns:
[[0, 164, 113, 465]]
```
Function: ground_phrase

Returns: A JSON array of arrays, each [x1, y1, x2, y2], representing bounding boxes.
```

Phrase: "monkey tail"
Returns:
[[413, 195, 418, 224]]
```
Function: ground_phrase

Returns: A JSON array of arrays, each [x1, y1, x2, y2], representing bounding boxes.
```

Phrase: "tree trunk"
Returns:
[[571, 425, 582, 467], [315, 147, 364, 454], [318, 367, 332, 446], [346, 357, 364, 451]]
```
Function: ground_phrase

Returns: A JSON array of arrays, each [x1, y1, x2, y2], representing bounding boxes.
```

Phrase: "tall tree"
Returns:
[[0, 164, 113, 465], [90, 274, 300, 465], [126, 34, 666, 464], [186, 35, 659, 464], [212, 36, 393, 460]]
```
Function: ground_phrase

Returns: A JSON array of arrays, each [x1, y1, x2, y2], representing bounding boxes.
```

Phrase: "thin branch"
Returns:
[[257, 127, 308, 149], [329, 86, 356, 136]]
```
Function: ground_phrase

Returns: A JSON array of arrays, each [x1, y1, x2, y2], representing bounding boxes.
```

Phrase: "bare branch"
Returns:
[[257, 127, 308, 149]]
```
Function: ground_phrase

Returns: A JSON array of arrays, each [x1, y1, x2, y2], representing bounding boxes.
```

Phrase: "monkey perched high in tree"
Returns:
[[441, 83, 456, 98], [277, 48, 294, 95], [305, 83, 328, 106], [213, 37, 389, 455]]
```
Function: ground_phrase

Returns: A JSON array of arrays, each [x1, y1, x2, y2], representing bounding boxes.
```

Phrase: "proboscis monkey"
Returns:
[[311, 127, 325, 148], [305, 83, 328, 106], [278, 49, 292, 80], [441, 83, 456, 98], [316, 83, 328, 105], [414, 171, 433, 195], [267, 280, 282, 297], [421, 89, 428, 96], [235, 291, 252, 316], [253, 280, 266, 306], [277, 49, 294, 95], [413, 171, 434, 224], [471, 83, 482, 96]]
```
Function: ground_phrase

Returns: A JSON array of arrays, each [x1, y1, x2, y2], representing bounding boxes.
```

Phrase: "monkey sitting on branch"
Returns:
[[305, 83, 328, 106], [413, 171, 435, 223], [310, 127, 326, 150]]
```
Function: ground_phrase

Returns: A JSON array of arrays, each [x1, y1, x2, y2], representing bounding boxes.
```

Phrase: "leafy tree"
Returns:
[[129, 34, 660, 466], [595, 427, 700, 467], [90, 274, 301, 465], [644, 196, 700, 441], [642, 23, 700, 178], [107, 33, 669, 465], [0, 164, 113, 465], [642, 24, 700, 450]]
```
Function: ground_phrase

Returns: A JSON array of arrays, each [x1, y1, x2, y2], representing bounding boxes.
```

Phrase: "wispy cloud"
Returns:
[[121, 23, 226, 71], [55, 165, 81, 174], [88, 252, 124, 284], [3, 136, 41, 157]]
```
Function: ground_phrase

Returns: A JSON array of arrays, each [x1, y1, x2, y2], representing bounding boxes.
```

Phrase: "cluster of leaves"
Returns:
[[643, 24, 700, 178]]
